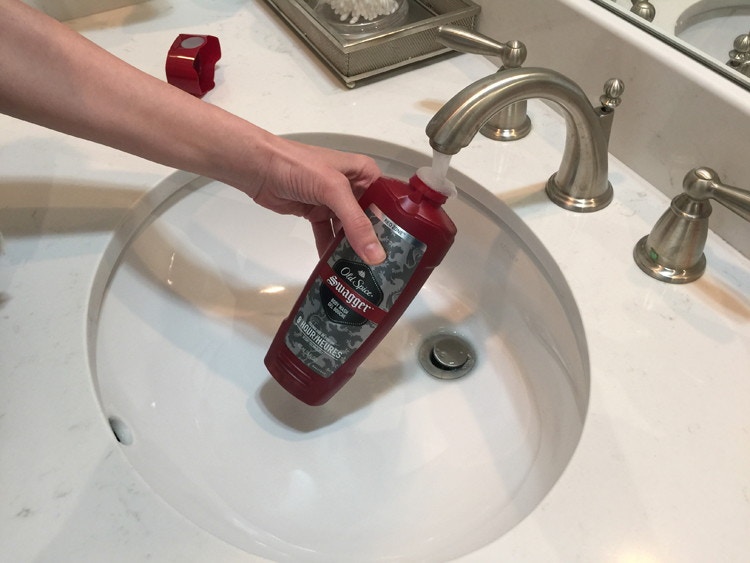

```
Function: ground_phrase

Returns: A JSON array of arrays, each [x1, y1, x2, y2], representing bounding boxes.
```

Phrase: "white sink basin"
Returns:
[[88, 133, 589, 561]]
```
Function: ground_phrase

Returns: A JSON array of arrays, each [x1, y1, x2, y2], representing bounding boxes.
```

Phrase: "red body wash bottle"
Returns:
[[264, 172, 457, 406]]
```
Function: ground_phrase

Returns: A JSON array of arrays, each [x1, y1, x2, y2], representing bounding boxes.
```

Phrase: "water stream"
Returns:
[[414, 150, 455, 197], [431, 149, 452, 182]]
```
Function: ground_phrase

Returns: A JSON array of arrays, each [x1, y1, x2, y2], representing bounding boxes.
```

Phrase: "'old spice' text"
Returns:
[[326, 274, 375, 313]]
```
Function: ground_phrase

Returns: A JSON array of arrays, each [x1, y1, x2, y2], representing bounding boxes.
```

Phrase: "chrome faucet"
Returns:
[[426, 67, 624, 212], [634, 167, 750, 283]]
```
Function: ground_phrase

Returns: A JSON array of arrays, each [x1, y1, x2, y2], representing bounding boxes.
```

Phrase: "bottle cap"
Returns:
[[165, 34, 221, 97]]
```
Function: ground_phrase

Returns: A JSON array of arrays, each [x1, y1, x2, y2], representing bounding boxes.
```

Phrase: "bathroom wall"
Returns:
[[23, 0, 147, 21], [472, 0, 750, 259]]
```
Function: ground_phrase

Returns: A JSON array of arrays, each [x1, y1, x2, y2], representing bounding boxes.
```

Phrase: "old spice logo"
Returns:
[[320, 260, 386, 325], [326, 275, 374, 313], [338, 266, 375, 298]]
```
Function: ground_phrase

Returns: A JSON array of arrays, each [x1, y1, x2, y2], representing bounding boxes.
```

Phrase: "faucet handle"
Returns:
[[684, 167, 750, 221], [436, 25, 527, 69], [633, 167, 750, 283], [436, 25, 532, 141]]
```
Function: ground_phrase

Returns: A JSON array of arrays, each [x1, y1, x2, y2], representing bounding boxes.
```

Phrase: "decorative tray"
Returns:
[[263, 0, 480, 87]]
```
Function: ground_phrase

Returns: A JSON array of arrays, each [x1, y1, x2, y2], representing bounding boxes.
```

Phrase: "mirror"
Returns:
[[591, 0, 750, 90]]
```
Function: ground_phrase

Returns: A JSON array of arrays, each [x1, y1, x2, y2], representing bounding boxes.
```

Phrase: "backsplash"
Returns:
[[471, 0, 750, 259]]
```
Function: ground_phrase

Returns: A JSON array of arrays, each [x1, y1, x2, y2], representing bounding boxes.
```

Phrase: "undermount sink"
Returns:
[[87, 133, 589, 561]]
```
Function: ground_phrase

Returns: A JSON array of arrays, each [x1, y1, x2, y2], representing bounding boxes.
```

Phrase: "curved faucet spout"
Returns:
[[426, 67, 614, 212]]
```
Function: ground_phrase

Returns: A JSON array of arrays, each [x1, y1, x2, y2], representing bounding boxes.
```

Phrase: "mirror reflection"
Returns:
[[592, 0, 750, 90]]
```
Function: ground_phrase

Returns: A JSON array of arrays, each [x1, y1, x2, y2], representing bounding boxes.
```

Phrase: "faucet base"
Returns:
[[545, 174, 613, 212], [480, 114, 532, 142], [633, 236, 706, 284]]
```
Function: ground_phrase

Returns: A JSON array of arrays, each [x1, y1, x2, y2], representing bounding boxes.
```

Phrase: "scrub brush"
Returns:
[[321, 0, 401, 24]]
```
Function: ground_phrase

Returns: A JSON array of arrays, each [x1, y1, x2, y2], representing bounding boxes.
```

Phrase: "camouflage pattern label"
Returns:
[[283, 204, 427, 378]]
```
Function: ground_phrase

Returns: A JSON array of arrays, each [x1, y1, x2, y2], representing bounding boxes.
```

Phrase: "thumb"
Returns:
[[329, 196, 386, 265]]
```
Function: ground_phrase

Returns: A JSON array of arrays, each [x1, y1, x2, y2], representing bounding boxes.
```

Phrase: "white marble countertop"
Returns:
[[1, 1, 749, 561]]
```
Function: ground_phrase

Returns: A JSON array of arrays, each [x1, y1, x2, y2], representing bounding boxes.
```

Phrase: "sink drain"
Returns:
[[418, 333, 476, 380]]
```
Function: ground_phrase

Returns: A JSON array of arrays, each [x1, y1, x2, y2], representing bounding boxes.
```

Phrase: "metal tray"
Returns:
[[263, 0, 480, 87]]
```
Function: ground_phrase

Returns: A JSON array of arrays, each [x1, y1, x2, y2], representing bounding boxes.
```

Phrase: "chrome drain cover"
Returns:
[[418, 333, 477, 380]]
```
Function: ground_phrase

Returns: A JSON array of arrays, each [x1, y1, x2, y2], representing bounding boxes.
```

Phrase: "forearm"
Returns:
[[0, 0, 270, 191], [0, 0, 385, 263]]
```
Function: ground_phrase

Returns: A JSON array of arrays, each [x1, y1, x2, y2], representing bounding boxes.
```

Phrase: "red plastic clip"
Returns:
[[165, 34, 221, 98]]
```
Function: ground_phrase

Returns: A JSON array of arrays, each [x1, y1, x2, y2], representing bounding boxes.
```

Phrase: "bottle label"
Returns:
[[284, 204, 426, 378]]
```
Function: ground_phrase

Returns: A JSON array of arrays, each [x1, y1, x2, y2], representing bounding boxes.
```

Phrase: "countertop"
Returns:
[[1, 1, 748, 561]]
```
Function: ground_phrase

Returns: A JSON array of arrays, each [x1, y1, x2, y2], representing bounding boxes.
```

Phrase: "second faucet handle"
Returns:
[[436, 25, 527, 69], [436, 25, 532, 141], [633, 167, 750, 283], [683, 167, 750, 221]]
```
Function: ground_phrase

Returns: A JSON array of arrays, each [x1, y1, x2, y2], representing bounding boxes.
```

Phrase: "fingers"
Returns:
[[304, 181, 385, 265], [251, 137, 386, 265], [331, 157, 386, 264], [301, 147, 385, 265], [327, 194, 386, 265], [287, 139, 381, 188], [340, 153, 381, 189]]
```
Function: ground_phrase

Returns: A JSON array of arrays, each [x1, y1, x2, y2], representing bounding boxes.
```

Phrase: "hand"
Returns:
[[244, 137, 386, 265]]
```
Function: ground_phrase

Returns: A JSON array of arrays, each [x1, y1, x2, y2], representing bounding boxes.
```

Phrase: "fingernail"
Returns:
[[365, 243, 386, 265]]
